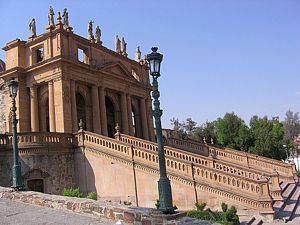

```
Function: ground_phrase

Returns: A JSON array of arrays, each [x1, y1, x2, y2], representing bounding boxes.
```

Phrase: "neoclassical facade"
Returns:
[[0, 18, 155, 141]]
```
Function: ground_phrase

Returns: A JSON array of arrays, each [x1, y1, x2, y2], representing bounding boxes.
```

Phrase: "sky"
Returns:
[[0, 0, 299, 128]]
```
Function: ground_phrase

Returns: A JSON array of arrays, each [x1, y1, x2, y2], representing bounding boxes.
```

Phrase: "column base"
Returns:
[[158, 177, 175, 214], [11, 164, 24, 191]]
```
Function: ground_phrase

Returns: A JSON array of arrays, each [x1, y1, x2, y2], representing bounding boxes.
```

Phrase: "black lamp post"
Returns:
[[147, 47, 174, 214], [8, 77, 23, 190]]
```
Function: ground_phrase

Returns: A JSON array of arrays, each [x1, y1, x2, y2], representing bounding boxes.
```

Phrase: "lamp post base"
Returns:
[[158, 177, 175, 214], [11, 164, 24, 191]]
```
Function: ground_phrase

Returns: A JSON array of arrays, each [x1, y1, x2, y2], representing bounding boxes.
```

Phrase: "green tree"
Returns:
[[170, 117, 186, 139], [249, 116, 286, 160], [283, 110, 300, 157], [216, 112, 251, 151]]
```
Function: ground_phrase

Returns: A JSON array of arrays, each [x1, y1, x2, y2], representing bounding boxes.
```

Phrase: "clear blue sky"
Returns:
[[0, 0, 299, 128]]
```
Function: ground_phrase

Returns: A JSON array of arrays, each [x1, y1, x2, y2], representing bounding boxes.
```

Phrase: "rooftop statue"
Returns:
[[95, 26, 101, 44], [135, 46, 141, 61], [62, 8, 69, 28], [115, 35, 121, 53], [48, 6, 55, 27], [121, 37, 127, 56], [88, 20, 94, 40], [29, 18, 36, 38]]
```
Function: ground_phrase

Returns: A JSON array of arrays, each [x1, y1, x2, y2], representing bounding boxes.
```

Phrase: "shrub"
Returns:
[[221, 202, 228, 212], [63, 187, 83, 198], [225, 206, 239, 225], [155, 199, 160, 209], [187, 203, 239, 225], [195, 202, 206, 211], [87, 192, 97, 200]]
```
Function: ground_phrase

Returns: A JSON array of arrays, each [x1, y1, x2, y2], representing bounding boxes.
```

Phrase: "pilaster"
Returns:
[[30, 86, 39, 131]]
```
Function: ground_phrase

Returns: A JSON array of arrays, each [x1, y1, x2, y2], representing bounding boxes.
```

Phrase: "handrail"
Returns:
[[118, 133, 296, 182], [78, 131, 273, 211]]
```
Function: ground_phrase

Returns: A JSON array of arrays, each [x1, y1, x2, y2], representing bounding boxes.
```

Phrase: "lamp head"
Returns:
[[8, 77, 19, 97], [146, 47, 163, 78]]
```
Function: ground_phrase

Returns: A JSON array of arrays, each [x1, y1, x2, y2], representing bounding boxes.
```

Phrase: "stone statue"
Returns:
[[95, 26, 101, 44], [62, 8, 69, 28], [115, 35, 121, 53], [88, 20, 94, 40], [29, 18, 36, 38], [121, 37, 127, 56], [48, 6, 55, 27], [135, 46, 141, 61]]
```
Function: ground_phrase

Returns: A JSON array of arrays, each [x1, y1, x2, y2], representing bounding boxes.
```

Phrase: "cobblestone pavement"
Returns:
[[0, 198, 117, 225]]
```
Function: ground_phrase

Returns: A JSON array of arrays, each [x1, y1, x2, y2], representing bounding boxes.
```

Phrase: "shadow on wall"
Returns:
[[74, 149, 96, 197]]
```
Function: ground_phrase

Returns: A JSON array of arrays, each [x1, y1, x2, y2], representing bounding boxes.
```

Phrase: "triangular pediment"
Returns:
[[101, 61, 136, 81]]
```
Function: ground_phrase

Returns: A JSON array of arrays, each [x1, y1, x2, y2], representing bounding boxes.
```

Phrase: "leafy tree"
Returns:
[[216, 112, 251, 151], [170, 117, 186, 139], [249, 116, 286, 160], [283, 110, 300, 157]]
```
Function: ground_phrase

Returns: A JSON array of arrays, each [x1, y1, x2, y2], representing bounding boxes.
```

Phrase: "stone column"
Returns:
[[48, 80, 56, 132], [127, 94, 134, 136], [140, 98, 149, 140], [99, 86, 108, 136], [30, 86, 39, 132], [70, 80, 77, 132], [92, 85, 101, 134], [121, 92, 129, 134], [146, 98, 155, 142]]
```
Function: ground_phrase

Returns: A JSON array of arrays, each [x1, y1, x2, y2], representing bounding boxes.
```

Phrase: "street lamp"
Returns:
[[147, 47, 174, 214], [7, 77, 23, 190]]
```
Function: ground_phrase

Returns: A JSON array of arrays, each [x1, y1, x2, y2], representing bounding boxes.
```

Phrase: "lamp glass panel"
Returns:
[[154, 59, 160, 73], [149, 60, 155, 74], [9, 85, 13, 96]]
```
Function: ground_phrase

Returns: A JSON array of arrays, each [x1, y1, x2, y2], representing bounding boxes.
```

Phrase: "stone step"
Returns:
[[282, 183, 296, 199], [281, 184, 300, 222], [275, 184, 300, 222], [273, 183, 296, 211], [280, 182, 289, 193], [249, 217, 263, 225], [239, 215, 263, 225]]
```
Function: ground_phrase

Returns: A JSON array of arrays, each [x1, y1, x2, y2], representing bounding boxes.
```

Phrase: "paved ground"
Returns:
[[0, 198, 118, 225]]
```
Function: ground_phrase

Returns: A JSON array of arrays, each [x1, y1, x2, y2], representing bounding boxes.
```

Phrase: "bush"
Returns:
[[225, 206, 239, 225], [63, 187, 83, 198], [87, 192, 97, 200], [195, 202, 206, 211], [155, 199, 160, 209], [221, 202, 228, 212], [187, 203, 239, 225]]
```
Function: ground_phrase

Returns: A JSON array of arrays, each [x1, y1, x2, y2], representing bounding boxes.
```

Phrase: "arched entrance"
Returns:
[[27, 179, 44, 193], [76, 92, 86, 129], [106, 97, 115, 138]]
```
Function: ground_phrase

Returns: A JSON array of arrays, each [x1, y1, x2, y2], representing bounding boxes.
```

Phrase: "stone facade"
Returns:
[[0, 19, 155, 140], [0, 58, 6, 134], [0, 150, 75, 195]]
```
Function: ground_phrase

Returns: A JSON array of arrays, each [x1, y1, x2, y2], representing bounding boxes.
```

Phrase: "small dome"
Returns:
[[0, 59, 5, 72]]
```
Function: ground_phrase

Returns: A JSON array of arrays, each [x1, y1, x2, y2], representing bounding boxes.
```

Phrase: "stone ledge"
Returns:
[[0, 186, 218, 225]]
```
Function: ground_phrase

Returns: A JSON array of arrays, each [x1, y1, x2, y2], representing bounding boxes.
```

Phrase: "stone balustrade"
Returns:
[[117, 133, 282, 200], [0, 132, 74, 154], [155, 134, 297, 183], [78, 131, 274, 212], [166, 137, 209, 156], [209, 147, 297, 182]]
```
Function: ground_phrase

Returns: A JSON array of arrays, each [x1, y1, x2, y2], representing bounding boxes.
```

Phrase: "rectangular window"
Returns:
[[77, 48, 85, 63], [36, 47, 44, 63]]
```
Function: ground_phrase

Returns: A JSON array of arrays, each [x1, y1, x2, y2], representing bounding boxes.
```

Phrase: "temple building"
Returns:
[[0, 12, 154, 141]]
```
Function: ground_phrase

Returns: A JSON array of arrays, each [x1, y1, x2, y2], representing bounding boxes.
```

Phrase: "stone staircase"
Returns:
[[239, 182, 300, 224], [274, 182, 300, 223]]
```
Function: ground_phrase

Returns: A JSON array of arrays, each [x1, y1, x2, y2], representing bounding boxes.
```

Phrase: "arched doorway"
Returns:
[[27, 179, 44, 193], [106, 97, 115, 138], [76, 92, 86, 129]]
